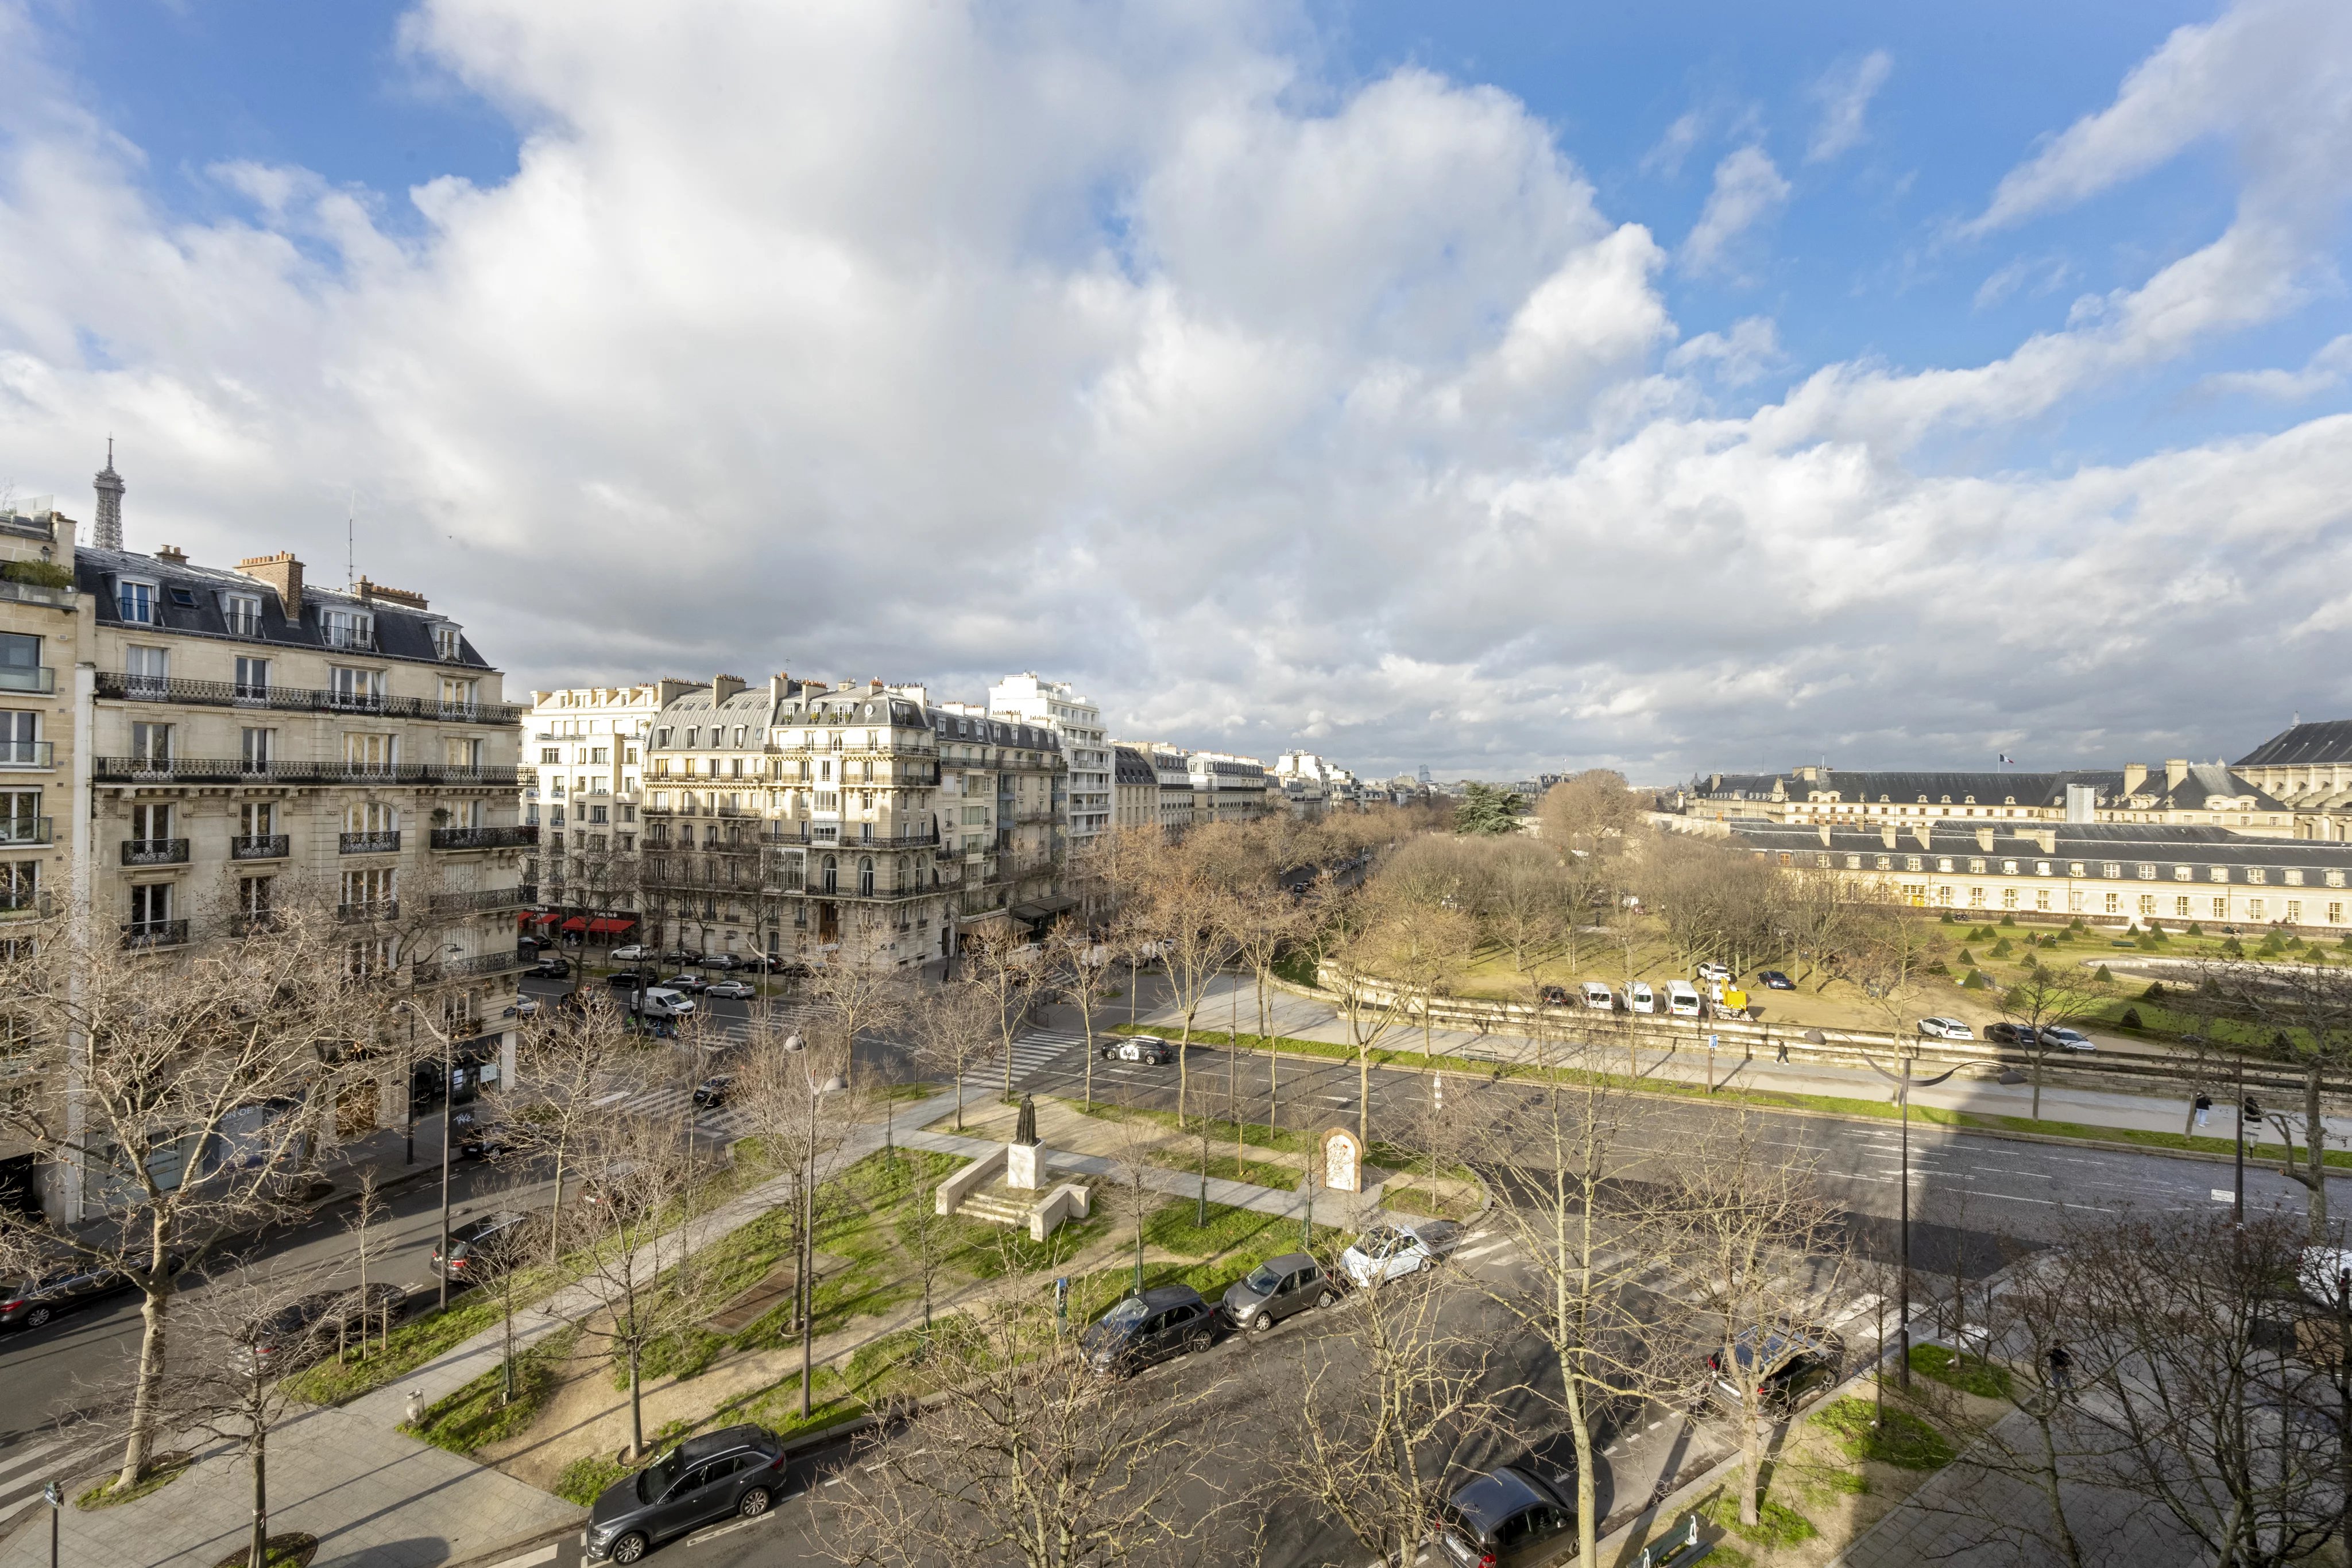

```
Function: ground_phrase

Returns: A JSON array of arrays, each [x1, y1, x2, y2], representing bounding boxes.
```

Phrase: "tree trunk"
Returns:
[[2030, 1052, 2044, 1120], [249, 1437, 268, 1568], [1739, 1407, 1762, 1526], [547, 1149, 567, 1267], [2029, 1408, 2086, 1568], [2303, 1064, 2329, 1241], [1357, 1045, 1371, 1148], [117, 1283, 173, 1490], [627, 1339, 645, 1460]]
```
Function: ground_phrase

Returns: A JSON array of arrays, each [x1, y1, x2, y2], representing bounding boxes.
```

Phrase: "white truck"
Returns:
[[629, 986, 698, 1021]]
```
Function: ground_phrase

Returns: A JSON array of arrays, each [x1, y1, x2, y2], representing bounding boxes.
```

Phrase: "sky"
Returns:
[[3, 1, 2350, 785]]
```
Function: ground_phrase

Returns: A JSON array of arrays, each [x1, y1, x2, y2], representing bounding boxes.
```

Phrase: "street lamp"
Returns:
[[1860, 1043, 2004, 1391], [400, 954, 465, 1313]]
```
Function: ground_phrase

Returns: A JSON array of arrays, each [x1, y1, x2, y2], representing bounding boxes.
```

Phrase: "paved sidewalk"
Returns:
[[1140, 974, 2352, 1150]]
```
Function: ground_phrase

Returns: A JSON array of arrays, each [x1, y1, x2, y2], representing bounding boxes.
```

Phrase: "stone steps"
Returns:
[[957, 1191, 1035, 1227]]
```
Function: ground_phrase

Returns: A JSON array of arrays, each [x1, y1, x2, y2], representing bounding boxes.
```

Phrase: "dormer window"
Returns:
[[323, 609, 374, 651], [117, 579, 156, 624], [219, 592, 263, 636], [433, 624, 463, 661]]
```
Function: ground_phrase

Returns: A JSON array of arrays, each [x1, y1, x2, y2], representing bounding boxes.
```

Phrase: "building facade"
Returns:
[[989, 673, 1107, 844], [521, 682, 678, 941], [1112, 744, 1158, 830], [2230, 721, 2352, 840], [1679, 764, 2293, 837], [1187, 750, 1269, 824]]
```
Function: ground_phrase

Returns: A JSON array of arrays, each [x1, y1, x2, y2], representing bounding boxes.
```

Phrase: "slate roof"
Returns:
[[1113, 745, 1158, 787], [74, 545, 494, 669], [2235, 721, 2352, 769], [1727, 818, 2352, 879], [647, 682, 1053, 753], [1694, 765, 2285, 814]]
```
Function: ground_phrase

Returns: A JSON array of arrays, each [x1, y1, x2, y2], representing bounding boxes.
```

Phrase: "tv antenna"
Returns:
[[346, 490, 356, 592]]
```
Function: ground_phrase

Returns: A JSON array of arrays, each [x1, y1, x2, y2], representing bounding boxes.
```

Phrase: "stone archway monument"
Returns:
[[1318, 1127, 1364, 1194]]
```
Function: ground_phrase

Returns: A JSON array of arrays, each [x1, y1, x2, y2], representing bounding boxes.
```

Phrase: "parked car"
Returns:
[[1218, 1252, 1340, 1333], [1101, 1036, 1174, 1065], [1627, 980, 1655, 1014], [1696, 961, 1732, 983], [1080, 1284, 1217, 1377], [431, 1210, 537, 1281], [2042, 1026, 2095, 1051], [630, 988, 698, 1020], [527, 958, 572, 980], [234, 1284, 403, 1376], [659, 973, 711, 994], [1664, 979, 1702, 1017], [692, 1076, 733, 1108], [582, 1424, 790, 1564], [609, 943, 655, 963], [1758, 970, 1796, 990], [1537, 985, 1570, 1007], [1707, 1324, 1844, 1412], [703, 979, 757, 1000], [1340, 1220, 1462, 1289], [1433, 1465, 1576, 1567], [1916, 1017, 1973, 1041], [509, 996, 541, 1019], [1579, 982, 1615, 1011], [700, 953, 746, 972], [0, 1256, 184, 1331], [1985, 1021, 2040, 1047], [662, 948, 706, 966], [457, 1127, 521, 1162], [606, 969, 657, 990]]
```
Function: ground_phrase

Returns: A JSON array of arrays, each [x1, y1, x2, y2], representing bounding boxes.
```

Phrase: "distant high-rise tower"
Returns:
[[1418, 764, 1432, 787], [92, 440, 124, 551]]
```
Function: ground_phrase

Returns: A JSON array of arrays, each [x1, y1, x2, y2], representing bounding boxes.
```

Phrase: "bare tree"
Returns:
[[909, 977, 1001, 1132], [1777, 866, 1860, 990], [1479, 838, 1572, 977], [822, 1296, 1232, 1568], [514, 991, 644, 1266], [961, 932, 1042, 1106], [562, 1112, 701, 1459], [1536, 770, 1641, 860], [1647, 1112, 1850, 1527], [1313, 896, 1419, 1148], [804, 962, 910, 1087], [0, 903, 381, 1493], [2192, 956, 2352, 1238], [1046, 916, 1114, 1108], [1641, 831, 1784, 977], [1997, 958, 2114, 1120], [1140, 850, 1228, 1125]]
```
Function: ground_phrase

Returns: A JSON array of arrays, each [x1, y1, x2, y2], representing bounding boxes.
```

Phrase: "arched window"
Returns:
[[822, 854, 838, 893], [858, 856, 875, 896]]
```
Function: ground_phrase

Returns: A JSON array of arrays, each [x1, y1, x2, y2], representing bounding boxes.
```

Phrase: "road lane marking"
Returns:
[[483, 1547, 558, 1568], [0, 1438, 65, 1486]]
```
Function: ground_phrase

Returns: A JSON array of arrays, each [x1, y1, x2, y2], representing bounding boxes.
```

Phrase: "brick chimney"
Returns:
[[711, 673, 746, 703], [237, 552, 304, 619], [153, 545, 187, 566], [2123, 762, 2148, 797]]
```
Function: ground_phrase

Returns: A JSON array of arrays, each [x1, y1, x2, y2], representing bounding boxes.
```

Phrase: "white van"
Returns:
[[1665, 980, 1702, 1017], [1580, 982, 1616, 1011], [630, 986, 698, 1020], [1628, 981, 1656, 1014]]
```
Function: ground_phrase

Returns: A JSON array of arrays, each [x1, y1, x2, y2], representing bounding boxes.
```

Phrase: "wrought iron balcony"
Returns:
[[121, 838, 189, 866], [413, 949, 528, 982], [94, 671, 523, 726], [0, 741, 53, 768], [94, 757, 520, 787], [337, 899, 399, 923], [430, 824, 538, 851], [121, 919, 188, 950], [0, 816, 51, 847], [430, 886, 526, 916], [339, 831, 401, 854], [229, 834, 289, 860]]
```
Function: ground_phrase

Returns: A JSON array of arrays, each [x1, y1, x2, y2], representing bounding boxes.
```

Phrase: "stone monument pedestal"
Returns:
[[1007, 1141, 1043, 1191]]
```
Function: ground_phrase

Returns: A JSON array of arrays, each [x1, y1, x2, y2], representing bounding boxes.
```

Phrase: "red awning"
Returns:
[[560, 917, 589, 933], [587, 917, 637, 936], [530, 911, 559, 927], [515, 911, 534, 930]]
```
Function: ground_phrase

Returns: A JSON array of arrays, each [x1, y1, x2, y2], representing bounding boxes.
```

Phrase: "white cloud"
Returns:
[[0, 0, 2349, 781], [1680, 145, 1789, 277], [2202, 334, 2352, 400], [1971, 254, 2073, 310], [1641, 110, 1704, 178], [1805, 49, 1891, 164]]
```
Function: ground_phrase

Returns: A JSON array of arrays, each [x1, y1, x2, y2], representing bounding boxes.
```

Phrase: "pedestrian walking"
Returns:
[[1775, 1036, 1788, 1063], [2195, 1093, 2212, 1128], [2047, 1342, 2073, 1398]]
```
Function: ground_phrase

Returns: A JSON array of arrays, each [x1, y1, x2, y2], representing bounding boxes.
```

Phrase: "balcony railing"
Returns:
[[761, 827, 941, 850], [337, 900, 399, 923], [0, 666, 56, 696], [121, 838, 189, 867], [325, 627, 376, 652], [0, 580, 71, 609], [94, 672, 524, 726], [94, 757, 519, 787], [415, 949, 528, 982], [430, 886, 526, 916], [223, 612, 264, 637], [230, 834, 289, 860], [1, 888, 51, 920], [0, 816, 51, 847], [121, 919, 188, 950], [339, 831, 401, 854], [430, 824, 538, 851]]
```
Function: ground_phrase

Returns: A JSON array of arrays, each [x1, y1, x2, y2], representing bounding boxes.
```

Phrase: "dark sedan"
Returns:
[[1757, 970, 1796, 990], [1985, 1021, 2042, 1048], [583, 1424, 788, 1563], [431, 1210, 538, 1281], [1, 1256, 183, 1331], [692, 1076, 733, 1108]]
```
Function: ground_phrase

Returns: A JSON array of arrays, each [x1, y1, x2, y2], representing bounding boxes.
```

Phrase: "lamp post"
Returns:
[[783, 1031, 845, 1419], [1861, 1044, 2002, 1391], [400, 954, 465, 1313]]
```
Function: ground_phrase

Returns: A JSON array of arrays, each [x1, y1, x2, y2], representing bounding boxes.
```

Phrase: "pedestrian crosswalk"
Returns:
[[964, 1028, 1091, 1092], [0, 1434, 105, 1520], [601, 1081, 749, 1139]]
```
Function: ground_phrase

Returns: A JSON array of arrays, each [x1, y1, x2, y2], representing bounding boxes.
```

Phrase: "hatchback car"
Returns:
[[0, 1257, 182, 1331], [1758, 970, 1796, 990], [701, 953, 746, 972], [527, 958, 572, 980], [609, 944, 655, 963], [1579, 982, 1615, 1011], [583, 1424, 790, 1563], [1696, 961, 1732, 983], [662, 948, 706, 967], [1984, 1021, 2040, 1048], [2042, 1027, 2096, 1052], [1101, 1036, 1174, 1065], [1219, 1253, 1339, 1333], [1434, 1465, 1575, 1567], [1707, 1325, 1844, 1412], [233, 1284, 401, 1376], [1916, 1017, 1973, 1041], [1080, 1284, 1217, 1377], [692, 1076, 733, 1108], [1537, 985, 1570, 1007], [659, 973, 711, 994], [1340, 1221, 1461, 1289], [431, 1210, 537, 1281], [703, 979, 756, 1000]]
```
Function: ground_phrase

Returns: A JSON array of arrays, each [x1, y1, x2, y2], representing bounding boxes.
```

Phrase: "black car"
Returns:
[[431, 1210, 538, 1281], [0, 1256, 183, 1331], [583, 1424, 788, 1563], [1985, 1022, 2041, 1047], [692, 1076, 733, 1108], [1707, 1324, 1844, 1412], [1537, 985, 1570, 1007], [458, 1127, 521, 1162], [1758, 970, 1796, 990], [529, 957, 573, 980], [662, 948, 705, 967], [1434, 1465, 1576, 1567], [607, 970, 657, 990], [1219, 1252, 1339, 1333], [1080, 1284, 1217, 1377], [233, 1283, 405, 1376]]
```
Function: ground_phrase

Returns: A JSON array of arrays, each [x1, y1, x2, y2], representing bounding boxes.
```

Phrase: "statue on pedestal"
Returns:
[[1014, 1093, 1039, 1147]]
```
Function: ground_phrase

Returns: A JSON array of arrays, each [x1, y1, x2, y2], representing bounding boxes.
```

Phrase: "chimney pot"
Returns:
[[153, 545, 187, 566], [235, 551, 304, 620]]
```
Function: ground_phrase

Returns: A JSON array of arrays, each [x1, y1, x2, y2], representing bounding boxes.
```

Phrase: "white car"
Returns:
[[1580, 982, 1616, 1011], [1916, 1017, 1972, 1040], [1628, 981, 1656, 1014], [1340, 1221, 1463, 1289], [609, 944, 655, 963], [2042, 1026, 2095, 1052], [1695, 962, 1732, 983], [703, 979, 756, 1000]]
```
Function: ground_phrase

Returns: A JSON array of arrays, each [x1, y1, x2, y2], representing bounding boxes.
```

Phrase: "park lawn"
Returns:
[[1069, 1199, 1301, 1325], [407, 1327, 578, 1454]]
